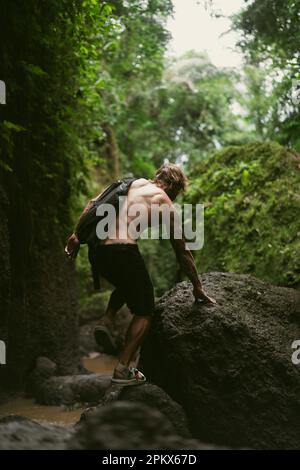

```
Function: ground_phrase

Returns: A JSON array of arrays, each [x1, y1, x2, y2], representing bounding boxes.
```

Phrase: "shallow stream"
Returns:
[[0, 354, 118, 426]]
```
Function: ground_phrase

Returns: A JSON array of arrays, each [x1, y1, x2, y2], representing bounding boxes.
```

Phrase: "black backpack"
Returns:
[[76, 176, 139, 289]]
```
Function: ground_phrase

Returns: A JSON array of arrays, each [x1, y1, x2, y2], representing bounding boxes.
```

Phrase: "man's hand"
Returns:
[[65, 233, 80, 260], [193, 284, 216, 304]]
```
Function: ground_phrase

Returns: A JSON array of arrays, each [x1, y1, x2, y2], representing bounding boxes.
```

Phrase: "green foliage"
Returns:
[[117, 51, 245, 170], [239, 63, 278, 141], [186, 142, 300, 287], [82, 0, 174, 177], [235, 0, 300, 68], [233, 0, 300, 150], [0, 0, 118, 244]]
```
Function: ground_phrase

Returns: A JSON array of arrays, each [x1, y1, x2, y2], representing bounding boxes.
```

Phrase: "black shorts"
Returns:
[[94, 244, 155, 316]]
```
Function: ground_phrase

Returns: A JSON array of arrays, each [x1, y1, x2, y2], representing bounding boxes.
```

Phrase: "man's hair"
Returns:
[[154, 163, 188, 195]]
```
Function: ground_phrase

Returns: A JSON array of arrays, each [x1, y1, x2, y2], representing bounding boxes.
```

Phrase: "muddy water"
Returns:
[[0, 354, 118, 427], [0, 398, 83, 427], [82, 353, 118, 374]]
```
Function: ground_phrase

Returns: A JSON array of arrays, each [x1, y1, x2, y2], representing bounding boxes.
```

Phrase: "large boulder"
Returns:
[[81, 383, 192, 439], [70, 401, 218, 450], [119, 383, 191, 438], [140, 272, 300, 449]]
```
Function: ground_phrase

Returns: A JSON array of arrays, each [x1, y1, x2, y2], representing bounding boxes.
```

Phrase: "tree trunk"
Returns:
[[102, 123, 120, 179]]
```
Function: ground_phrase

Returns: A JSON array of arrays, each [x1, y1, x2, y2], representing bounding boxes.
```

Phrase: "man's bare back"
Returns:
[[104, 178, 169, 245]]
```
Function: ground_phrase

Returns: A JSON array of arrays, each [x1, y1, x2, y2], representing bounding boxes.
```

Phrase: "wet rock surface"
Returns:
[[70, 401, 217, 450], [0, 416, 73, 450], [80, 382, 192, 439], [26, 354, 113, 406], [26, 357, 58, 393], [119, 383, 191, 438], [140, 272, 300, 449], [34, 373, 111, 406]]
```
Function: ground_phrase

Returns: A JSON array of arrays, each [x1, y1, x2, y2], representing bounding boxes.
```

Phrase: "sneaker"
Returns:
[[111, 362, 146, 386]]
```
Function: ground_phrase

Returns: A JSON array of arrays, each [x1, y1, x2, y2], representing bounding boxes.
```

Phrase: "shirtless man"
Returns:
[[65, 163, 216, 386]]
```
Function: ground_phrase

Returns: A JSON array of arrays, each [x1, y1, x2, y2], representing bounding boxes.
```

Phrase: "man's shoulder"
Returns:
[[131, 179, 170, 203], [131, 178, 156, 191], [132, 178, 149, 186]]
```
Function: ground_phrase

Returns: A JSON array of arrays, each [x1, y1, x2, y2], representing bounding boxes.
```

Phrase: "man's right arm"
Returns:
[[169, 231, 216, 304], [170, 236, 200, 289], [155, 192, 216, 304]]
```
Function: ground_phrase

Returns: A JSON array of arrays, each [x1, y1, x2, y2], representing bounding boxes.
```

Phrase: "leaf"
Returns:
[[2, 120, 26, 132], [241, 169, 250, 186], [22, 62, 48, 77]]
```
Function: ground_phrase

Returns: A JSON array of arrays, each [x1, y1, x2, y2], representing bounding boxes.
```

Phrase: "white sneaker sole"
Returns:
[[111, 377, 146, 386]]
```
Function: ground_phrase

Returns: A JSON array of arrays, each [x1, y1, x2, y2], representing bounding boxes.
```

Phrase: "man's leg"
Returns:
[[109, 245, 154, 383], [114, 315, 151, 376]]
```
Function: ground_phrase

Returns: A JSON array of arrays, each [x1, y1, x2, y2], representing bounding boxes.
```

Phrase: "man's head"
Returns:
[[154, 163, 188, 200]]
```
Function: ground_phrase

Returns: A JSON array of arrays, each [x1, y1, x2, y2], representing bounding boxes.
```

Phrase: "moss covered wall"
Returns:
[[186, 142, 300, 287], [0, 1, 84, 390]]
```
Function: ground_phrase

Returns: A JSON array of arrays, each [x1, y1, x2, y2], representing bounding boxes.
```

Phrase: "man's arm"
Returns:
[[74, 199, 95, 236], [155, 192, 216, 304], [65, 189, 105, 260], [75, 186, 109, 234], [170, 236, 216, 304]]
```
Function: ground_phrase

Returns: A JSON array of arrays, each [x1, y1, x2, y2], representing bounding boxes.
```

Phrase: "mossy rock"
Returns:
[[186, 142, 300, 287]]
